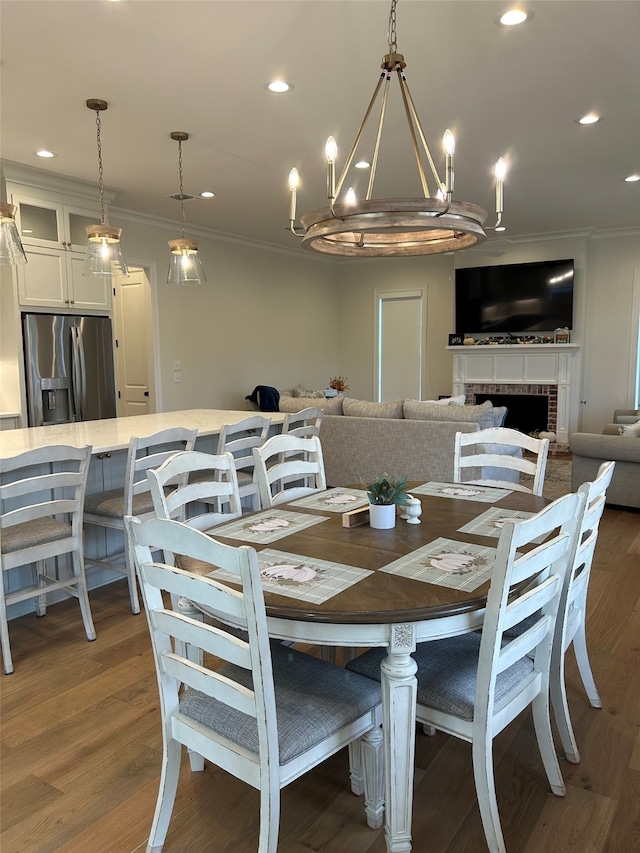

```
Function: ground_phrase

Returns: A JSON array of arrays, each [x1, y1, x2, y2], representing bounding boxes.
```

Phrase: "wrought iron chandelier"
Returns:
[[84, 99, 129, 277], [167, 131, 206, 286], [288, 0, 506, 258]]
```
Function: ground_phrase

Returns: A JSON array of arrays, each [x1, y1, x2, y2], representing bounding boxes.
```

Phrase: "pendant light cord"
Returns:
[[94, 108, 106, 226], [178, 138, 185, 239]]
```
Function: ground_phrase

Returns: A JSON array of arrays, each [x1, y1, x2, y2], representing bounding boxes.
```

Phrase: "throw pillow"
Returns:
[[343, 398, 404, 419], [291, 386, 325, 399], [403, 399, 494, 429], [444, 394, 467, 406], [279, 396, 344, 415], [493, 406, 508, 427], [619, 420, 640, 437]]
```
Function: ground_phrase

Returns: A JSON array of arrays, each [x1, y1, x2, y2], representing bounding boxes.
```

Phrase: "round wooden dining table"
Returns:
[[199, 485, 548, 853]]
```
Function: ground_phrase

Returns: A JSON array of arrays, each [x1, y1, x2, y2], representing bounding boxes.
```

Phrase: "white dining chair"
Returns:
[[454, 426, 550, 495], [281, 406, 324, 439], [252, 434, 327, 508], [347, 490, 583, 853], [0, 444, 95, 675], [125, 515, 384, 852], [216, 415, 271, 511], [83, 427, 197, 614], [550, 460, 615, 762]]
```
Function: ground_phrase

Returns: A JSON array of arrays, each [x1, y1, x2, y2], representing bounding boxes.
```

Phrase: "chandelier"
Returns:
[[0, 202, 27, 265], [288, 0, 507, 258], [167, 131, 206, 286], [84, 99, 129, 277]]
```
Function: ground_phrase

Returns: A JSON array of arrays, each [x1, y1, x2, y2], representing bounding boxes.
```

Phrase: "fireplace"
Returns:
[[474, 392, 550, 435]]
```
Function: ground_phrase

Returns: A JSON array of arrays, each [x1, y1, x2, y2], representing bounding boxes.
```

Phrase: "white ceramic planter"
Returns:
[[368, 502, 396, 529]]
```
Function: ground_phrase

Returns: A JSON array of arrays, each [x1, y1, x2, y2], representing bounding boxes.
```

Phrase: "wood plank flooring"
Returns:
[[1, 506, 638, 852]]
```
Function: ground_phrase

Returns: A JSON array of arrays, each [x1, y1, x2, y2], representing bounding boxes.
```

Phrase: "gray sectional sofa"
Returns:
[[570, 412, 640, 509], [278, 395, 508, 488]]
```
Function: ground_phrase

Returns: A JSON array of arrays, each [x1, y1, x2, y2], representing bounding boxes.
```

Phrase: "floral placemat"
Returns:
[[457, 506, 535, 538], [209, 510, 329, 544], [209, 548, 372, 604], [379, 537, 498, 591], [288, 487, 370, 512], [411, 481, 513, 502]]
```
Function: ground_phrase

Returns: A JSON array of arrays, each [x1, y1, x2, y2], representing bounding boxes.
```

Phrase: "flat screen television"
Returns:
[[455, 259, 574, 334]]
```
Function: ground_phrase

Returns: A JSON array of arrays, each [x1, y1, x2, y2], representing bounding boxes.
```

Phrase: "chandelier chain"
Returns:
[[388, 0, 398, 53], [94, 109, 106, 225]]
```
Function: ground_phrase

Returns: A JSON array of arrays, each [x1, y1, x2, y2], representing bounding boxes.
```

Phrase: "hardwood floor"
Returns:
[[1, 506, 639, 852]]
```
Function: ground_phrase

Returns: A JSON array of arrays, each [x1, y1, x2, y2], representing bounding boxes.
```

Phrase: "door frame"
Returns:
[[373, 287, 426, 402], [112, 258, 162, 414]]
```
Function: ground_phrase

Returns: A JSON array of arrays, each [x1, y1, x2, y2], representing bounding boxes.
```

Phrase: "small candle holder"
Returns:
[[401, 495, 422, 524]]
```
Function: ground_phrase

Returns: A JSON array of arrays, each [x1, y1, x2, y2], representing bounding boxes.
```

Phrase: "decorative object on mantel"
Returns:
[[83, 99, 129, 277], [554, 327, 571, 344], [463, 337, 475, 346], [287, 0, 507, 257], [167, 131, 207, 286], [366, 473, 410, 529]]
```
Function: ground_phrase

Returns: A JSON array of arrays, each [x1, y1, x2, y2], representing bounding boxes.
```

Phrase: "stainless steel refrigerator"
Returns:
[[22, 312, 117, 427]]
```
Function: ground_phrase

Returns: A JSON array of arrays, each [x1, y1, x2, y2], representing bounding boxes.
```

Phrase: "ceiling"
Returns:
[[1, 0, 639, 256]]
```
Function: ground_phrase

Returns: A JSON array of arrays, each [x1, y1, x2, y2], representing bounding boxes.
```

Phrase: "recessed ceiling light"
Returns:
[[497, 8, 532, 26], [355, 160, 370, 169], [200, 191, 215, 198], [576, 113, 601, 125], [36, 149, 56, 158], [266, 81, 292, 93], [624, 174, 640, 182]]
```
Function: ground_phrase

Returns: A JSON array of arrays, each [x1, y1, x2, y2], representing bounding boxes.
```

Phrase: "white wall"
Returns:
[[112, 213, 342, 410]]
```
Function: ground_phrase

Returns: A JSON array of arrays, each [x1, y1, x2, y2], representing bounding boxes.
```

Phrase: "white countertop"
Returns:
[[0, 409, 284, 458]]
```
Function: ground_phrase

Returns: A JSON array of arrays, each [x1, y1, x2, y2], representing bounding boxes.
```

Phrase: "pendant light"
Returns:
[[83, 99, 129, 277], [167, 131, 206, 286], [0, 203, 28, 265]]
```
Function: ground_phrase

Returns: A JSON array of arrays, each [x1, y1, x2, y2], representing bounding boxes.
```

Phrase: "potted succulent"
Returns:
[[366, 474, 410, 529]]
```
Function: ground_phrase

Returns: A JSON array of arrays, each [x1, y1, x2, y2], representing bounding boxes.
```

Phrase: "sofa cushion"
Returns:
[[290, 385, 326, 399], [343, 398, 404, 419], [440, 394, 467, 406], [619, 420, 640, 437], [404, 398, 494, 429], [279, 395, 344, 415]]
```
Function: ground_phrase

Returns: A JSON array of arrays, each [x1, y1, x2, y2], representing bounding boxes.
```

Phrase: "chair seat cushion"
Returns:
[[179, 643, 381, 764], [236, 471, 254, 488], [1, 517, 70, 554], [84, 488, 154, 518], [346, 633, 534, 721]]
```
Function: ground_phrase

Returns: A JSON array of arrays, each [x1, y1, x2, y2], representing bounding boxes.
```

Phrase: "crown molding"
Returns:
[[1, 160, 119, 205]]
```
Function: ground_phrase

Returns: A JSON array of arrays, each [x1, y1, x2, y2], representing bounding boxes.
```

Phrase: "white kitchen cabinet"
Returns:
[[13, 195, 112, 312]]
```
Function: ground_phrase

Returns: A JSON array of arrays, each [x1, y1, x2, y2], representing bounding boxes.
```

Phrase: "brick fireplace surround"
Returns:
[[465, 384, 558, 434]]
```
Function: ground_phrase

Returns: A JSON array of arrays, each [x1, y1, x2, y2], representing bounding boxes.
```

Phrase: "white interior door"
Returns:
[[375, 290, 424, 401], [112, 267, 156, 417]]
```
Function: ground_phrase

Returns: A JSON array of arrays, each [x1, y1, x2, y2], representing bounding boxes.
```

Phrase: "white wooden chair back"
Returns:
[[454, 426, 550, 495], [216, 415, 271, 510], [282, 407, 324, 439], [550, 459, 615, 762], [83, 426, 197, 614], [0, 444, 95, 674], [126, 515, 384, 852], [147, 450, 242, 531], [252, 434, 327, 508]]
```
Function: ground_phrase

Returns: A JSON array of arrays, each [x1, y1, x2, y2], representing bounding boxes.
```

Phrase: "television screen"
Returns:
[[455, 259, 574, 334]]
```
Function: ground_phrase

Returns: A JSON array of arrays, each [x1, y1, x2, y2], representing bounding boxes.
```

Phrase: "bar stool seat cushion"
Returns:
[[1, 517, 70, 553], [84, 488, 155, 518]]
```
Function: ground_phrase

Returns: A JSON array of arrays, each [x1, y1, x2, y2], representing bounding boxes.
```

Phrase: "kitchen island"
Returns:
[[1, 409, 285, 619]]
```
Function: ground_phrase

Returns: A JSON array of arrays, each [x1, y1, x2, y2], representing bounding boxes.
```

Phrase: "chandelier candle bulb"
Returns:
[[495, 158, 507, 214], [325, 136, 337, 201], [288, 168, 299, 222], [443, 129, 455, 196]]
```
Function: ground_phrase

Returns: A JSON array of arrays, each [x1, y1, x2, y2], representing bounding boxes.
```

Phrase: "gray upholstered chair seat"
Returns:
[[235, 470, 254, 488], [346, 634, 534, 722], [181, 642, 381, 764], [0, 517, 70, 554], [84, 488, 155, 518]]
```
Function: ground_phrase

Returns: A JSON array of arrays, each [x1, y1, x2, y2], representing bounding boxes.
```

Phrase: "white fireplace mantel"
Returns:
[[447, 343, 581, 443]]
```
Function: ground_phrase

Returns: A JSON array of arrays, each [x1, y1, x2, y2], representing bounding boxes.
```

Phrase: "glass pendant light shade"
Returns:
[[167, 238, 206, 286], [0, 203, 28, 264], [83, 224, 129, 277]]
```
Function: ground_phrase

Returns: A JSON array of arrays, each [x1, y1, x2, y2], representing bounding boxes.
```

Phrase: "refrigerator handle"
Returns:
[[71, 326, 86, 421]]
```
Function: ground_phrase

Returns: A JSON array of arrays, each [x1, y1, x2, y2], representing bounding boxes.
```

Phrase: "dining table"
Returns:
[[194, 482, 549, 853]]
